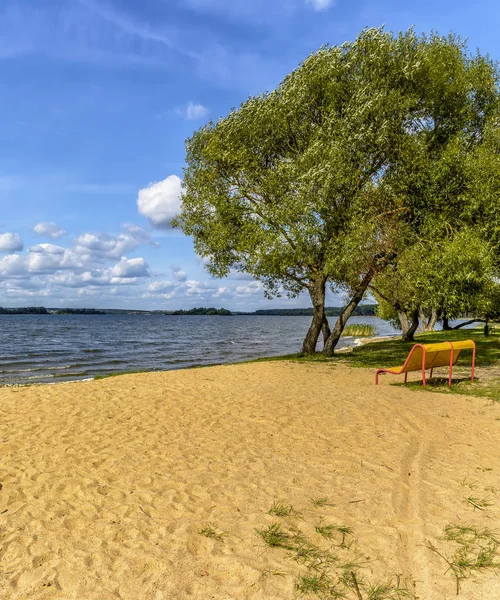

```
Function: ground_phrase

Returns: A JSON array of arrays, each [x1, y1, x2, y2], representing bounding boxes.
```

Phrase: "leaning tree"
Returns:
[[175, 28, 499, 355], [371, 230, 497, 341]]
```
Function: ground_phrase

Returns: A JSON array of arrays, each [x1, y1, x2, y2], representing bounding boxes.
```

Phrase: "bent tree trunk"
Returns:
[[323, 269, 375, 357], [419, 308, 439, 332], [399, 309, 419, 342], [302, 276, 327, 354], [442, 315, 451, 331]]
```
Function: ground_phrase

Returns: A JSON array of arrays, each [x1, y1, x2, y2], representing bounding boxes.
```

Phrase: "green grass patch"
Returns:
[[406, 376, 500, 403], [342, 329, 500, 370], [268, 500, 301, 518], [256, 499, 416, 599], [427, 524, 500, 595], [249, 329, 500, 402], [199, 524, 226, 541], [341, 324, 376, 337]]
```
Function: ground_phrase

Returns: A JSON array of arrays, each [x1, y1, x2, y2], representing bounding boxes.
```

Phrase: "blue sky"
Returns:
[[0, 0, 498, 310]]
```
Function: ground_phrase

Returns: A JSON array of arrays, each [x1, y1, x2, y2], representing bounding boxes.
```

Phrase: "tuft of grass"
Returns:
[[316, 523, 354, 546], [199, 524, 226, 541], [311, 497, 333, 508], [295, 572, 344, 598], [268, 500, 301, 518], [465, 496, 493, 511], [341, 324, 376, 338], [256, 522, 296, 550], [366, 578, 414, 599]]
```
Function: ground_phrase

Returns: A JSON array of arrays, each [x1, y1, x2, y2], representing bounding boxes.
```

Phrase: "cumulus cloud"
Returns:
[[0, 253, 26, 276], [235, 281, 264, 296], [146, 280, 175, 293], [122, 223, 159, 247], [33, 221, 67, 239], [171, 266, 187, 282], [73, 229, 149, 260], [137, 175, 182, 229], [111, 257, 150, 279], [306, 0, 335, 10], [0, 232, 23, 252], [175, 102, 209, 120]]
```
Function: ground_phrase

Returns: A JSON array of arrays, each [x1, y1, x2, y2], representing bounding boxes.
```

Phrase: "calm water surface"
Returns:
[[0, 314, 464, 385]]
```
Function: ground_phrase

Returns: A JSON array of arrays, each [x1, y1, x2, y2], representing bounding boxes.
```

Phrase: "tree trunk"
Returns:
[[302, 276, 327, 354], [323, 269, 375, 356], [321, 313, 331, 345], [419, 307, 439, 332], [442, 315, 451, 330], [398, 309, 419, 342], [452, 318, 485, 330], [398, 310, 410, 339]]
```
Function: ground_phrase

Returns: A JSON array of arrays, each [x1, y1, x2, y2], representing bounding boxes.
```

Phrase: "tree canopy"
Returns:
[[175, 28, 500, 354]]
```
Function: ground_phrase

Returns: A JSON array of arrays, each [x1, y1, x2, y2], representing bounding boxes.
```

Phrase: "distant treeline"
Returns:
[[0, 306, 48, 314], [0, 305, 377, 316], [250, 305, 377, 317], [171, 307, 232, 316], [0, 307, 104, 315]]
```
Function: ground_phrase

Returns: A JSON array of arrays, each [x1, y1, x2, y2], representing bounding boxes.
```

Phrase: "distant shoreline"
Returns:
[[0, 305, 378, 317]]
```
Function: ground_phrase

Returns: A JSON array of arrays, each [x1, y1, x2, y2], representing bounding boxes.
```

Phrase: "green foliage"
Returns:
[[375, 298, 402, 331], [176, 27, 500, 353], [372, 230, 498, 325]]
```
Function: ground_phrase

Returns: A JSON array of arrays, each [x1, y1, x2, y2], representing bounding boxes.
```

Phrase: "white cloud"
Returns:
[[175, 102, 209, 120], [0, 253, 26, 276], [74, 232, 138, 259], [305, 0, 335, 10], [0, 232, 23, 252], [33, 221, 67, 239], [171, 266, 187, 282], [137, 175, 182, 229], [122, 223, 159, 247], [146, 280, 175, 293], [111, 257, 150, 278], [235, 281, 265, 296]]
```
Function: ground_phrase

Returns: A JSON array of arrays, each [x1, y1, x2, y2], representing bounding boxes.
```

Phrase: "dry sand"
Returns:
[[1, 361, 500, 599]]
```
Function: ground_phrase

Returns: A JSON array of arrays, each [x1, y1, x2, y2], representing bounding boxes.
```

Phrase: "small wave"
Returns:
[[82, 349, 104, 353]]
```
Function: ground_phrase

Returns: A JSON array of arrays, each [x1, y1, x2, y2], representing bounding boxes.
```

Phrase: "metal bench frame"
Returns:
[[375, 340, 476, 387]]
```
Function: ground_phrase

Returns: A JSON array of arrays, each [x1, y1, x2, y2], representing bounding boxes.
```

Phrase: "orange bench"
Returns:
[[375, 340, 476, 387]]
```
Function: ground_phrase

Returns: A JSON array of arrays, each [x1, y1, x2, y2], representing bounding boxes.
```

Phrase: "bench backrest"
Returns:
[[401, 340, 475, 374]]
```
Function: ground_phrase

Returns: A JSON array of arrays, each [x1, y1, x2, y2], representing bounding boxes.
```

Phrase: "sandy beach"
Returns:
[[1, 361, 500, 599]]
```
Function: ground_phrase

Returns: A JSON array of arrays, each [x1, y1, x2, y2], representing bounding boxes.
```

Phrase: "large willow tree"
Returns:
[[175, 28, 499, 355]]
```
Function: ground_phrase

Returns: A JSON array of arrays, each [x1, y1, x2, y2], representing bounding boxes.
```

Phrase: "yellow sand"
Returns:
[[1, 362, 500, 599]]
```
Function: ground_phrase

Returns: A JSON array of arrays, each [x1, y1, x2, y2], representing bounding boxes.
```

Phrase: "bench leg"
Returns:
[[404, 372, 407, 384]]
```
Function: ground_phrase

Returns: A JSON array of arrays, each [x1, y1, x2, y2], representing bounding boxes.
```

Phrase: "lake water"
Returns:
[[0, 314, 471, 385]]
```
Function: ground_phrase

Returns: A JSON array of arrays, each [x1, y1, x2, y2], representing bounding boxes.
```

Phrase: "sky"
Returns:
[[1, 0, 499, 310]]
